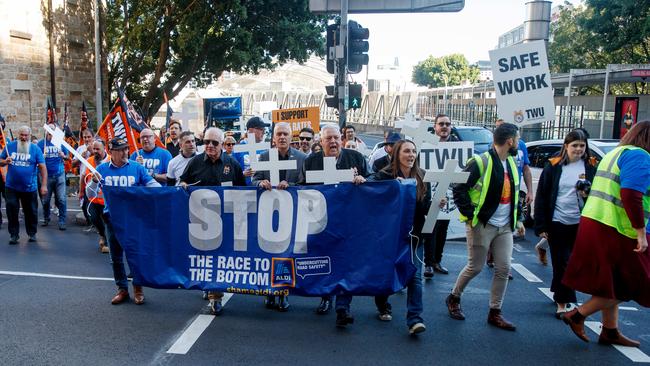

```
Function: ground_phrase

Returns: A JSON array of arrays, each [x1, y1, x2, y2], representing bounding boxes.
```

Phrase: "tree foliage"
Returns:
[[411, 54, 479, 88], [548, 1, 650, 94], [105, 0, 328, 120]]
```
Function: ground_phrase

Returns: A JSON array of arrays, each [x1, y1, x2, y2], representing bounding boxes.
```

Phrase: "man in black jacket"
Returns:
[[446, 123, 525, 331], [299, 124, 369, 328]]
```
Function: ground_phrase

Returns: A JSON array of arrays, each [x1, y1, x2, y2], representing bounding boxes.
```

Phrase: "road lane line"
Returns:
[[0, 270, 113, 281], [511, 263, 542, 283], [166, 293, 234, 355], [584, 321, 650, 363], [539, 288, 639, 311]]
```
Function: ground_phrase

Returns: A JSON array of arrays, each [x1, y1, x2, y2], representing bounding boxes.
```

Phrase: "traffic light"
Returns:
[[349, 84, 362, 109], [326, 23, 339, 74], [325, 85, 338, 108], [347, 20, 369, 74]]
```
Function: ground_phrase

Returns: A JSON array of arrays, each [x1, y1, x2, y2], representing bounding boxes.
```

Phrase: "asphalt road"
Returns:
[[0, 203, 648, 366]]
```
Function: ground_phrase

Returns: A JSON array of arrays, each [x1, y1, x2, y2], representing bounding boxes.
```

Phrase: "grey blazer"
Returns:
[[252, 147, 307, 186]]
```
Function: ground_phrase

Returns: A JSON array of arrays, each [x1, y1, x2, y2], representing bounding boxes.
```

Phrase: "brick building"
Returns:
[[0, 0, 107, 136]]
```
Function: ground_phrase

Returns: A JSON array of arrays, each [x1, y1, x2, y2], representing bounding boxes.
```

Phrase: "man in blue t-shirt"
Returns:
[[0, 126, 48, 244], [130, 128, 172, 186], [37, 123, 70, 230], [87, 137, 160, 306]]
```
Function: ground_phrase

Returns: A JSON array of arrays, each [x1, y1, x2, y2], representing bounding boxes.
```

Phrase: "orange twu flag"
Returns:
[[97, 99, 164, 155]]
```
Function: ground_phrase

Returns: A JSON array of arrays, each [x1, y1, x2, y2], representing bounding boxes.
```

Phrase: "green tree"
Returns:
[[105, 0, 328, 120], [411, 54, 479, 88]]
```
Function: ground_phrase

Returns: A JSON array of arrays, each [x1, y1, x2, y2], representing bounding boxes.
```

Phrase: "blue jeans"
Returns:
[[335, 294, 353, 313], [41, 174, 66, 224], [375, 240, 424, 327], [104, 216, 129, 290]]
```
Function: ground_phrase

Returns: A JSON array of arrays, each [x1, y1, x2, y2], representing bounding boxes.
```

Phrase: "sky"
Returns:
[[348, 0, 581, 80]]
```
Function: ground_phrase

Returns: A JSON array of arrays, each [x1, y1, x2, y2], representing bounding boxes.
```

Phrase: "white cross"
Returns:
[[173, 106, 198, 131], [233, 118, 246, 134], [232, 136, 270, 165], [250, 148, 297, 186], [43, 124, 99, 176], [401, 118, 439, 149], [421, 159, 469, 233], [306, 156, 354, 184]]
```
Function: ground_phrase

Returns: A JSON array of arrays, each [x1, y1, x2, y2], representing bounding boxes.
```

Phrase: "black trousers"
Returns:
[[424, 219, 450, 266], [88, 202, 106, 238], [5, 188, 38, 237], [548, 221, 578, 304]]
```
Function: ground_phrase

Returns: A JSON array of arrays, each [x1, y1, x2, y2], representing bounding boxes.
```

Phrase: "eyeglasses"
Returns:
[[224, 143, 235, 147], [437, 122, 451, 127], [299, 136, 312, 141], [204, 139, 220, 146]]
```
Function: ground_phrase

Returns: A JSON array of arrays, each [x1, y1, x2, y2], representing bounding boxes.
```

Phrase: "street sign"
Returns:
[[310, 0, 465, 13], [272, 107, 321, 136], [489, 40, 555, 127], [631, 69, 650, 77]]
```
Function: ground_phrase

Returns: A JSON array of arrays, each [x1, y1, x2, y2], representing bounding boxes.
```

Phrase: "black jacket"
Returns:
[[370, 168, 431, 237], [533, 157, 597, 235], [452, 149, 522, 230], [299, 149, 370, 184], [372, 155, 390, 173]]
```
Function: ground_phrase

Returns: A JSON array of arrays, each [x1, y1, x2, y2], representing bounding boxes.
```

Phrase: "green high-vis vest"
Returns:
[[582, 145, 650, 239], [459, 152, 520, 228]]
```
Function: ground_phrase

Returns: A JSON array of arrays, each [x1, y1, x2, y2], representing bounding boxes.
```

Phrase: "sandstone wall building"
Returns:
[[0, 0, 107, 136]]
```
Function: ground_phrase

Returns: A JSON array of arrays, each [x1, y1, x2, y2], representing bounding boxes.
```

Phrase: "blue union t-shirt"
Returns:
[[37, 139, 69, 177], [0, 141, 45, 192], [95, 159, 156, 214], [130, 147, 172, 186]]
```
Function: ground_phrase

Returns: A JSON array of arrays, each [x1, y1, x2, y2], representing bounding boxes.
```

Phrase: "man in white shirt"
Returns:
[[166, 131, 196, 186]]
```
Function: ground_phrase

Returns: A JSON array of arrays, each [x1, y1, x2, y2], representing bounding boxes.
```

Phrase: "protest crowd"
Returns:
[[0, 104, 648, 344]]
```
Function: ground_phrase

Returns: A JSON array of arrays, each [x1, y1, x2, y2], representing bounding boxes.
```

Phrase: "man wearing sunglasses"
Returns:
[[179, 127, 246, 316], [131, 128, 172, 186], [298, 127, 315, 155]]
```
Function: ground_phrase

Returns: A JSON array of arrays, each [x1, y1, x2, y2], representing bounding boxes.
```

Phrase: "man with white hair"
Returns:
[[131, 128, 173, 185], [0, 126, 48, 244], [299, 124, 369, 327], [179, 127, 246, 315], [38, 122, 70, 230], [253, 122, 307, 312]]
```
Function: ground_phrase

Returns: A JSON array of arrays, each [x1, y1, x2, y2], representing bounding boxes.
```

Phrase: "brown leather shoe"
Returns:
[[133, 285, 145, 305], [487, 308, 516, 331], [446, 294, 465, 320], [111, 289, 129, 305], [599, 328, 640, 347], [536, 246, 548, 266], [562, 309, 590, 342]]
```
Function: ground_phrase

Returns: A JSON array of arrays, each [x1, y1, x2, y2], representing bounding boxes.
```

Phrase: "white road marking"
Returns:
[[166, 293, 234, 355], [584, 321, 650, 363], [513, 243, 528, 253], [538, 288, 639, 311], [510, 263, 542, 283], [0, 270, 113, 281]]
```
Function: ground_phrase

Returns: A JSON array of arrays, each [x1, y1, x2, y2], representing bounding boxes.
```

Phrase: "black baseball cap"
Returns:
[[246, 116, 266, 129], [109, 137, 129, 150]]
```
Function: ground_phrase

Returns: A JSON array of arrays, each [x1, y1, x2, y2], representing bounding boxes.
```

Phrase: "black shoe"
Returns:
[[58, 223, 66, 231], [433, 263, 449, 275], [335, 310, 354, 328], [9, 236, 19, 245], [210, 300, 223, 316], [277, 295, 290, 312], [28, 235, 37, 242], [508, 272, 514, 280], [316, 298, 331, 314], [264, 295, 276, 309], [41, 219, 49, 227], [423, 266, 434, 279]]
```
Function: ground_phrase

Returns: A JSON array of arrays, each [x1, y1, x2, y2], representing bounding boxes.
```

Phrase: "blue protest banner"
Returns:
[[103, 180, 416, 297]]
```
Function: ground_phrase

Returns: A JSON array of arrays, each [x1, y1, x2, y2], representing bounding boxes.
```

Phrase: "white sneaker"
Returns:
[[409, 322, 426, 335]]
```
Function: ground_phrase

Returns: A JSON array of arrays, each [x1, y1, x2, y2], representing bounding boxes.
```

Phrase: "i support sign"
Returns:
[[489, 40, 555, 126]]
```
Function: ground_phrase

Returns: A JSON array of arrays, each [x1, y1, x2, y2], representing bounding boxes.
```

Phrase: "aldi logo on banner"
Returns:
[[489, 40, 555, 126]]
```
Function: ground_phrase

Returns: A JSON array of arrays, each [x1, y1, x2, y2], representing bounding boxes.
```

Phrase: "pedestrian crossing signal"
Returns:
[[349, 84, 362, 110]]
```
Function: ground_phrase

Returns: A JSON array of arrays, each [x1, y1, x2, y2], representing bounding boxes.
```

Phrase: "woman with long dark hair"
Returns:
[[534, 129, 596, 318], [562, 121, 650, 347], [370, 139, 436, 335]]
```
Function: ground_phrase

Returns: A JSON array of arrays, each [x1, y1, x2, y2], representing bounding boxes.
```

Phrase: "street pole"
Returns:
[[599, 64, 611, 139], [482, 80, 488, 125], [444, 76, 448, 114], [94, 0, 103, 129], [337, 0, 349, 128], [566, 69, 573, 126]]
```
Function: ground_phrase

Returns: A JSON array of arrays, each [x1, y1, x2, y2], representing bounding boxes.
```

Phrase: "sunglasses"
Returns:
[[224, 143, 235, 147], [203, 139, 220, 146], [299, 136, 312, 141]]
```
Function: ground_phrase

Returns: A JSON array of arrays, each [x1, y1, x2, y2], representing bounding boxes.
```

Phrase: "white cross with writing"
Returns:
[[232, 136, 270, 165], [250, 148, 297, 186], [43, 124, 99, 176], [421, 159, 469, 233], [174, 106, 198, 131], [306, 156, 354, 184], [401, 118, 439, 149]]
